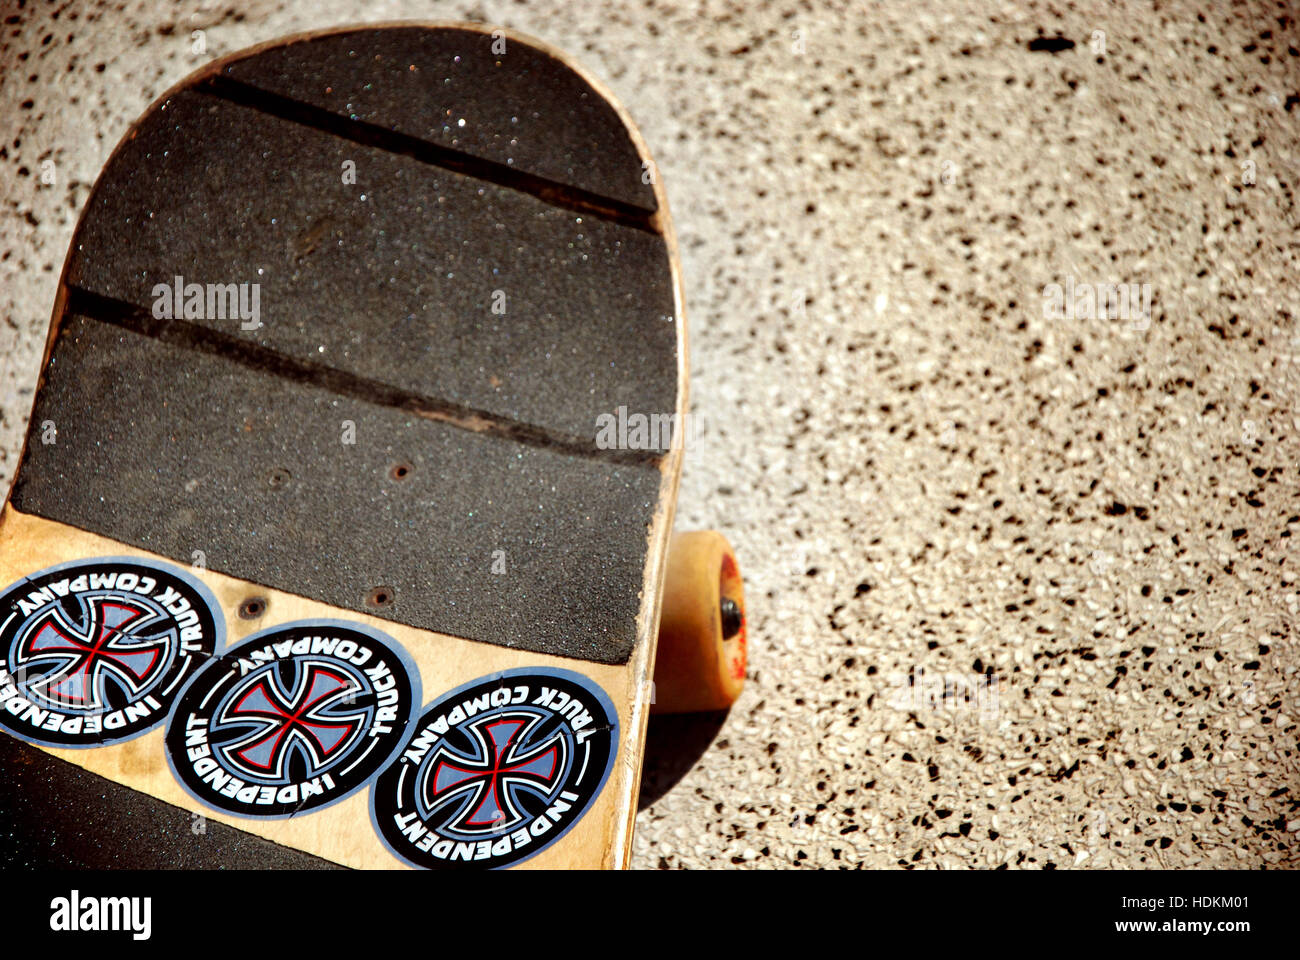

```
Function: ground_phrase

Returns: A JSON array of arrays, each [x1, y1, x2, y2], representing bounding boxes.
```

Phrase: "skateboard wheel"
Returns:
[[652, 531, 747, 713]]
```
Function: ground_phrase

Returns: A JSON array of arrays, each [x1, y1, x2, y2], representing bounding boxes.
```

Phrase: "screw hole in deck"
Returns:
[[367, 585, 395, 607]]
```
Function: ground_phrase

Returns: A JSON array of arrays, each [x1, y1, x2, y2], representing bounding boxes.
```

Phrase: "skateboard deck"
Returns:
[[0, 23, 687, 869]]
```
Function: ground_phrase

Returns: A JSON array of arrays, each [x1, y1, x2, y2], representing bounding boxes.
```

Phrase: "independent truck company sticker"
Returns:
[[371, 667, 618, 869], [0, 558, 221, 747], [165, 621, 419, 818]]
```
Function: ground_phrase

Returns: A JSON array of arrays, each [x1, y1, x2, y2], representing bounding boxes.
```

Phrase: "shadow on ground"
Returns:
[[637, 711, 729, 810]]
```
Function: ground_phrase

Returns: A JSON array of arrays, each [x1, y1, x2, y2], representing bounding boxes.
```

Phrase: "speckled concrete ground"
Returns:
[[2, 1, 1298, 869]]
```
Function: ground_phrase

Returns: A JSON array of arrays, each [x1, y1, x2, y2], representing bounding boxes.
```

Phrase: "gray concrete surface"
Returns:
[[2, 1, 1298, 868]]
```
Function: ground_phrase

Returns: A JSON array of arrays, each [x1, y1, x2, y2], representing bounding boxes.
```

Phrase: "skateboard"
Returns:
[[0, 23, 746, 869]]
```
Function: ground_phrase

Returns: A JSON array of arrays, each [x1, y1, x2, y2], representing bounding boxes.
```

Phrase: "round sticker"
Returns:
[[0, 557, 222, 747], [371, 667, 618, 869], [165, 620, 419, 819]]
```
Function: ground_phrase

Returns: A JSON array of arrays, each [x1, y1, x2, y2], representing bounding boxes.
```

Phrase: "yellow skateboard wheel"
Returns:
[[652, 531, 747, 713]]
